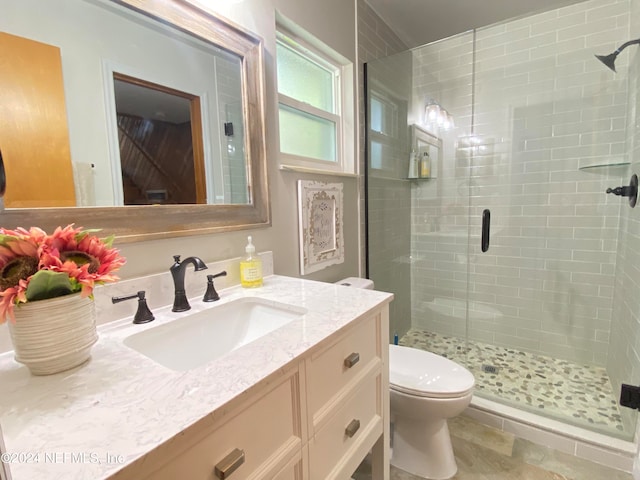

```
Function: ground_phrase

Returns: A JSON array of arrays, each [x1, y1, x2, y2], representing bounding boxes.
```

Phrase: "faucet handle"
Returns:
[[172, 255, 181, 264], [112, 291, 155, 324], [203, 271, 227, 302]]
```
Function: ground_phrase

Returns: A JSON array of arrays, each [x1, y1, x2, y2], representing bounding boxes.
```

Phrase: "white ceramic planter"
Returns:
[[8, 294, 98, 375]]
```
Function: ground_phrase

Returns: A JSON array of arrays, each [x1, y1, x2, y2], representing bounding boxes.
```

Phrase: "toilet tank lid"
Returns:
[[335, 277, 374, 289], [389, 344, 475, 397]]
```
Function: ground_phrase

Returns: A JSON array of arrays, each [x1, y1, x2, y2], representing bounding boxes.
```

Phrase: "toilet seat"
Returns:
[[389, 344, 475, 399]]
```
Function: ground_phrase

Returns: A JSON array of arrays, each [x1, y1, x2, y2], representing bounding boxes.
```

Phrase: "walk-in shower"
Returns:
[[366, 0, 640, 441]]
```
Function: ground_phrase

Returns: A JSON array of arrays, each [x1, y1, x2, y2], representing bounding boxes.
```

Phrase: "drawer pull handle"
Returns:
[[344, 352, 360, 368], [214, 448, 245, 479], [345, 419, 360, 438]]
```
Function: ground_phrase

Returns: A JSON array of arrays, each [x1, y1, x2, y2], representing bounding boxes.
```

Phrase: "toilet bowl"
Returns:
[[334, 277, 474, 479], [389, 344, 474, 480]]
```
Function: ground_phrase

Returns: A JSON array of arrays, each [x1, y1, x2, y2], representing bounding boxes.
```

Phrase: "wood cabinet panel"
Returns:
[[145, 372, 302, 480], [121, 306, 389, 480], [306, 313, 380, 424], [272, 449, 305, 480], [308, 370, 383, 480]]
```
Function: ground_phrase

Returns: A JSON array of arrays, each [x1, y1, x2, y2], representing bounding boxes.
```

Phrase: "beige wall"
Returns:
[[88, 0, 360, 283], [115, 0, 416, 286], [0, 0, 404, 348]]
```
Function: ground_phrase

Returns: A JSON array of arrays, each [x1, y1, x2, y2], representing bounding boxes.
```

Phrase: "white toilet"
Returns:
[[389, 344, 474, 479], [335, 277, 475, 480]]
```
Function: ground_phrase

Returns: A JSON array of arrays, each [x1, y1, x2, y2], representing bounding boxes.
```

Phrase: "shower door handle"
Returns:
[[481, 209, 490, 252]]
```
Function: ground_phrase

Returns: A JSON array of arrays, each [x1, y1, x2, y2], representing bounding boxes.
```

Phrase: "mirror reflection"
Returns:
[[1, 0, 249, 209], [113, 76, 203, 205]]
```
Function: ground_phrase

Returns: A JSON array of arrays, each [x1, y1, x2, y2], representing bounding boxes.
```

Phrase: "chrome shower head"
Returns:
[[595, 38, 640, 73]]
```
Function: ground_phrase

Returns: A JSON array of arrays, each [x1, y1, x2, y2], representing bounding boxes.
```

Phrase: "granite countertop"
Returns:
[[0, 275, 392, 480]]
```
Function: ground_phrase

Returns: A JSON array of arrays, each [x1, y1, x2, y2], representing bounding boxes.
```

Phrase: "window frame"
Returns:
[[275, 28, 354, 175], [367, 83, 407, 179]]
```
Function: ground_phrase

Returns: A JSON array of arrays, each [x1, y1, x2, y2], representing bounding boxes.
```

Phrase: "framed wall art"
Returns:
[[297, 180, 344, 275]]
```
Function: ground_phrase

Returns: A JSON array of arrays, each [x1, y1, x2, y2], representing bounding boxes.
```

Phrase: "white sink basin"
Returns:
[[123, 297, 307, 371]]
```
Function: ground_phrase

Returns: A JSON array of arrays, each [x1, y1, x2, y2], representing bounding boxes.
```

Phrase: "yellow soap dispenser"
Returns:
[[240, 235, 263, 288]]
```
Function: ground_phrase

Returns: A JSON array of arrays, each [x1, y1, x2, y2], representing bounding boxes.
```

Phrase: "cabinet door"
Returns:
[[144, 371, 302, 480], [0, 32, 76, 207]]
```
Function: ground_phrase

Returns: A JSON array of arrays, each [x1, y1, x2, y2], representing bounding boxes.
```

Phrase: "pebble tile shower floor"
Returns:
[[400, 328, 628, 438]]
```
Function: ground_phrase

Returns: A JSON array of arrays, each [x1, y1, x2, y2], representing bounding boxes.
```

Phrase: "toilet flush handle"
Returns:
[[344, 352, 360, 368]]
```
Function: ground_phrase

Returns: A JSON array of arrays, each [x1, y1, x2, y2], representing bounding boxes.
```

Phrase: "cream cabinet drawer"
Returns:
[[306, 313, 380, 419], [308, 371, 382, 480], [145, 372, 302, 480]]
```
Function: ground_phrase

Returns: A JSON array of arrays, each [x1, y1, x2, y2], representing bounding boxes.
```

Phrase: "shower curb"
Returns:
[[466, 396, 636, 473]]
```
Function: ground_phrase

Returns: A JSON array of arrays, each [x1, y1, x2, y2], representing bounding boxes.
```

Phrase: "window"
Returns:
[[370, 92, 397, 137], [369, 90, 398, 170], [368, 88, 402, 176], [276, 28, 354, 174]]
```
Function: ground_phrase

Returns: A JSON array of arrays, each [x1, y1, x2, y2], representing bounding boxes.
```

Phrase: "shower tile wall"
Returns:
[[411, 0, 630, 366], [358, 0, 412, 338], [609, 0, 640, 436]]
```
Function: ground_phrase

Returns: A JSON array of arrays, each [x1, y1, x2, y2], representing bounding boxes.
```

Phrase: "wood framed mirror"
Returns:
[[0, 0, 269, 243]]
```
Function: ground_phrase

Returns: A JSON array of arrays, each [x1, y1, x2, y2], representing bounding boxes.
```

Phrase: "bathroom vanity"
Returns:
[[0, 275, 392, 480]]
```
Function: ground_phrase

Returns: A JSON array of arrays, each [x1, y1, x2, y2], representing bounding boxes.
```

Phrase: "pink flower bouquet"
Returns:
[[0, 225, 126, 323]]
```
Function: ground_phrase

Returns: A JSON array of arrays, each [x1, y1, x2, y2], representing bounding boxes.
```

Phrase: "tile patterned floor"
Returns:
[[399, 328, 629, 438], [353, 416, 633, 480]]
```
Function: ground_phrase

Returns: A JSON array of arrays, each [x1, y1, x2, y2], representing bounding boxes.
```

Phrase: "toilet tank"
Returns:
[[335, 277, 374, 289]]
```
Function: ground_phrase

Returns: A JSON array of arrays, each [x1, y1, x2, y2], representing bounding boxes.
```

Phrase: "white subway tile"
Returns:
[[398, 0, 633, 368], [575, 441, 635, 472]]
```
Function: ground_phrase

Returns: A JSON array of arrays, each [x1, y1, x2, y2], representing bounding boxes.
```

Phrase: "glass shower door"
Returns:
[[401, 33, 475, 366], [366, 21, 637, 440], [366, 49, 415, 341], [462, 21, 633, 438], [366, 33, 475, 360]]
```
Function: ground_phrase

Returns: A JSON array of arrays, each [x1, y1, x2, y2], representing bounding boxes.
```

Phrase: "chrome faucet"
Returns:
[[170, 255, 208, 312]]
